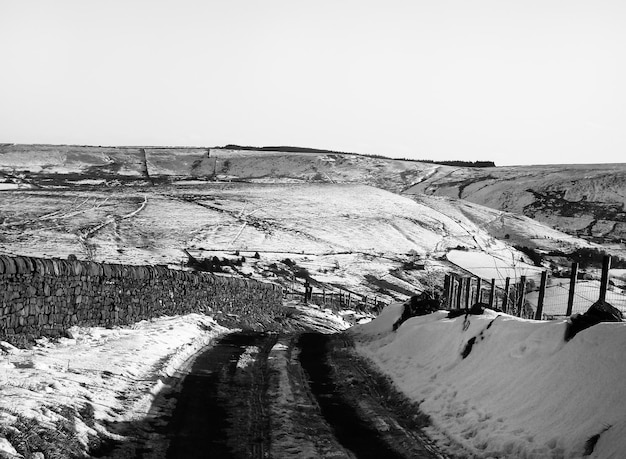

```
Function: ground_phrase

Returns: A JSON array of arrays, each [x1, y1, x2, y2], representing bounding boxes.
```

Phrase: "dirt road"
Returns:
[[99, 330, 444, 459]]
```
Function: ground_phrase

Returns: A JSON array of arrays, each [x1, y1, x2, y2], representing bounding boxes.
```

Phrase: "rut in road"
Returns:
[[298, 332, 444, 459], [96, 331, 278, 459], [164, 331, 278, 459]]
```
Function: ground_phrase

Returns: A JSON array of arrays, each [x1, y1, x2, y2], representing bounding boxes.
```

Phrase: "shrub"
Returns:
[[294, 267, 310, 279], [282, 258, 295, 267], [514, 245, 543, 267], [563, 248, 625, 270]]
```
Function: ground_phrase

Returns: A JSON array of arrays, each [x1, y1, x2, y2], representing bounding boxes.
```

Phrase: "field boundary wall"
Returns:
[[0, 254, 283, 344]]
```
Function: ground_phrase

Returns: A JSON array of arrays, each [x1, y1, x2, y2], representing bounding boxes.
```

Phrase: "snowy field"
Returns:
[[0, 182, 552, 304], [447, 249, 545, 287], [353, 305, 626, 458]]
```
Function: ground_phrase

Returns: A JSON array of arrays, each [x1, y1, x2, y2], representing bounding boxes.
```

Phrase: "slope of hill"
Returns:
[[0, 144, 438, 192], [404, 163, 626, 244], [4, 144, 625, 251], [0, 144, 214, 182], [1, 144, 622, 296], [2, 145, 626, 457], [0, 181, 539, 302]]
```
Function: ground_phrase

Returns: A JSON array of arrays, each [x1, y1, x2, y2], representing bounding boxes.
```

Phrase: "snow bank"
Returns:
[[352, 301, 404, 336], [353, 307, 626, 458], [0, 314, 228, 453]]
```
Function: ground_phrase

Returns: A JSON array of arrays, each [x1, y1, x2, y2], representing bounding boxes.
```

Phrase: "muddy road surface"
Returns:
[[99, 330, 445, 459]]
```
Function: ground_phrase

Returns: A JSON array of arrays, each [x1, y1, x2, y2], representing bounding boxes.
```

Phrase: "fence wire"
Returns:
[[447, 268, 626, 320], [284, 290, 388, 313]]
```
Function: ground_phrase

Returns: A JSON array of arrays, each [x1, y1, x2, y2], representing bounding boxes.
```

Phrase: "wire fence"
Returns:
[[284, 287, 388, 313], [527, 276, 626, 318], [445, 257, 626, 319]]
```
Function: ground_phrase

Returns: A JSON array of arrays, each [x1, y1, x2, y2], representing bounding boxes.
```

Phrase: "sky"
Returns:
[[1, 0, 625, 166]]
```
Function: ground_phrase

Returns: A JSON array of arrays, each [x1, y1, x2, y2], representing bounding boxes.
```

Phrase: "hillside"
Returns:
[[3, 145, 625, 247], [0, 144, 438, 192], [403, 162, 626, 245], [0, 181, 549, 303], [1, 144, 622, 301], [2, 144, 626, 458]]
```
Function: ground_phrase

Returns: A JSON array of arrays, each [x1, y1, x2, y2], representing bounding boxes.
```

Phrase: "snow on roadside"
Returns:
[[0, 313, 229, 454], [352, 307, 626, 458]]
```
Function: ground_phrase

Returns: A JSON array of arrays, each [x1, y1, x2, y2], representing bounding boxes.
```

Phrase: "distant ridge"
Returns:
[[217, 144, 496, 168]]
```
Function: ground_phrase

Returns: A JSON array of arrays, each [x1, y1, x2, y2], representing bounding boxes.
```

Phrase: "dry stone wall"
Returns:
[[0, 255, 283, 344]]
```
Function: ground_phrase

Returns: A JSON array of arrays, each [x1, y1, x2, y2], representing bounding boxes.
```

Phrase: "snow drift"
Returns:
[[352, 305, 626, 458]]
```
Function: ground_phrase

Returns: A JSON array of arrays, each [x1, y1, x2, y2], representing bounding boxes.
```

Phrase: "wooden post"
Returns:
[[444, 275, 451, 309], [489, 278, 496, 309], [502, 277, 511, 313], [566, 262, 578, 316], [475, 278, 482, 304], [534, 271, 548, 320], [517, 276, 526, 317], [449, 277, 455, 309], [464, 278, 472, 310], [599, 255, 611, 303], [456, 278, 463, 309]]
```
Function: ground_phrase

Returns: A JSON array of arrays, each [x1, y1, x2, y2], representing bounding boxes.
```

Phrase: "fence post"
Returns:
[[464, 277, 472, 309], [449, 277, 454, 309], [517, 276, 526, 317], [599, 255, 611, 303], [566, 262, 578, 316], [475, 278, 482, 304], [502, 277, 511, 313], [489, 278, 496, 309], [534, 271, 548, 320]]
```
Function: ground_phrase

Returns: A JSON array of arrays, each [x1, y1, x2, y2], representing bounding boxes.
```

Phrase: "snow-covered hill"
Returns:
[[0, 182, 553, 302], [404, 162, 626, 245], [2, 145, 626, 457], [3, 145, 625, 249], [0, 144, 213, 178], [2, 144, 619, 300]]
